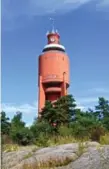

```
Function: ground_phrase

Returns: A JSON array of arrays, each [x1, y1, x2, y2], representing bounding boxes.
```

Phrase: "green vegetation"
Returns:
[[100, 133, 109, 145], [23, 152, 33, 159], [3, 144, 19, 152], [22, 156, 74, 169], [1, 95, 109, 147]]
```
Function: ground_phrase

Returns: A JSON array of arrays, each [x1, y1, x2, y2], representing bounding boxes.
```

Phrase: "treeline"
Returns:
[[1, 95, 109, 146]]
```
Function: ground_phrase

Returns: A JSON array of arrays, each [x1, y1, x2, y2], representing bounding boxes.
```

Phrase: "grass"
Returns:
[[3, 144, 19, 152], [3, 134, 109, 169], [23, 152, 33, 159], [22, 156, 75, 169], [100, 133, 109, 145], [35, 135, 90, 147], [76, 142, 86, 156]]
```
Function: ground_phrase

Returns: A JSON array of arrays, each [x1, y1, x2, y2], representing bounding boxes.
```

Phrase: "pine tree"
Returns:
[[1, 111, 11, 135]]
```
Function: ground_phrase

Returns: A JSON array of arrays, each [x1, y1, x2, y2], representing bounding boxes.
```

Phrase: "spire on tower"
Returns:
[[46, 17, 60, 37], [49, 17, 55, 33]]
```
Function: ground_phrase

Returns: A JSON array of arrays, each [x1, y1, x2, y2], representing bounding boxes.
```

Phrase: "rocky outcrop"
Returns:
[[58, 145, 109, 169], [2, 142, 109, 169]]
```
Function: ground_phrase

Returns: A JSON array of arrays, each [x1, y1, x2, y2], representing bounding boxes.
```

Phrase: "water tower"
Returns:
[[38, 20, 70, 116]]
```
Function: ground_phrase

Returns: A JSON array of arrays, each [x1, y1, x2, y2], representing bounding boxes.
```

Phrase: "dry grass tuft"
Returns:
[[43, 135, 90, 147], [3, 144, 19, 152], [100, 133, 109, 145], [22, 156, 73, 169]]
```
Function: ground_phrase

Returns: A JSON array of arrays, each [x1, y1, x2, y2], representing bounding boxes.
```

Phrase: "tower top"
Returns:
[[46, 18, 60, 39], [46, 18, 60, 44]]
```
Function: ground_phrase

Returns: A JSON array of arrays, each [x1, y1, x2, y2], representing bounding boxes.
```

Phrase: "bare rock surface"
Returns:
[[2, 142, 109, 169], [58, 145, 109, 169]]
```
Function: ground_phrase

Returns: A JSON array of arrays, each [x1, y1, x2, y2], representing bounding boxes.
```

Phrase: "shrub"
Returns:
[[90, 125, 105, 142], [58, 125, 73, 137], [1, 135, 13, 144], [30, 121, 53, 138], [100, 133, 109, 145], [35, 132, 49, 147], [69, 122, 90, 140], [10, 127, 34, 145], [1, 111, 11, 135]]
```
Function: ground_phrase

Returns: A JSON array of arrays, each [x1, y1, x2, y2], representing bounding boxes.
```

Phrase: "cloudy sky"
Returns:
[[2, 0, 109, 126]]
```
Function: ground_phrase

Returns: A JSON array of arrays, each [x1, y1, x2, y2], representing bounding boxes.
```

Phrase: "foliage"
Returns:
[[41, 95, 76, 127], [90, 123, 105, 142], [9, 112, 33, 145], [11, 127, 34, 145], [30, 120, 53, 138], [3, 144, 19, 152], [1, 95, 109, 146], [11, 111, 25, 129], [58, 125, 73, 137], [1, 111, 11, 135], [35, 132, 50, 147], [100, 133, 109, 145], [95, 97, 109, 130]]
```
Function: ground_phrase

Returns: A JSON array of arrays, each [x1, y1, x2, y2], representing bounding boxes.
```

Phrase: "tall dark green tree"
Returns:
[[11, 111, 25, 129], [41, 95, 77, 127], [95, 97, 109, 130], [54, 95, 77, 125], [41, 101, 56, 124], [1, 111, 11, 135], [69, 109, 97, 138], [10, 112, 33, 145]]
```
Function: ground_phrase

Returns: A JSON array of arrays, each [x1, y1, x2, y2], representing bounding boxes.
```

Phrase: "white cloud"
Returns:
[[98, 0, 109, 7], [89, 87, 109, 94], [2, 0, 93, 30], [76, 104, 86, 110], [77, 97, 98, 104], [2, 0, 109, 31], [26, 122, 33, 127], [2, 101, 38, 114], [2, 0, 91, 20], [2, 0, 109, 19], [96, 0, 109, 12]]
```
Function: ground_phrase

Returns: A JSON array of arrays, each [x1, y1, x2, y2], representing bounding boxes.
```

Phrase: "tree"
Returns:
[[11, 111, 25, 129], [30, 119, 52, 138], [41, 101, 56, 124], [10, 112, 33, 145], [54, 95, 77, 125], [1, 111, 11, 135], [41, 95, 77, 127], [95, 97, 109, 130], [12, 127, 33, 145]]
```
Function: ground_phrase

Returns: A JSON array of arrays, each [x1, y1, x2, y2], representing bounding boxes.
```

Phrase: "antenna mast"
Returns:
[[49, 18, 55, 32]]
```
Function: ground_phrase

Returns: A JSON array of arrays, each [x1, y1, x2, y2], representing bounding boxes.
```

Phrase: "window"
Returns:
[[45, 82, 61, 88]]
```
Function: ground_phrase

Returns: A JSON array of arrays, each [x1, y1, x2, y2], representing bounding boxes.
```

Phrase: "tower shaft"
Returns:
[[38, 30, 70, 116]]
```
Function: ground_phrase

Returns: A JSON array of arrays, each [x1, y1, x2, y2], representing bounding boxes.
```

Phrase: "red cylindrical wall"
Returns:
[[38, 31, 70, 114], [39, 52, 69, 84]]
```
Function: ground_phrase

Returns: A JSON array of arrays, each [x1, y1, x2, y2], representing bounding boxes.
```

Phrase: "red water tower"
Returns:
[[38, 29, 70, 116]]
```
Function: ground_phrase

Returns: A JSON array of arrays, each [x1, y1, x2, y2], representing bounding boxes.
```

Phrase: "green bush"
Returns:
[[90, 125, 105, 142], [35, 132, 49, 147], [1, 95, 109, 146], [58, 125, 73, 137], [10, 127, 34, 145], [69, 122, 90, 139]]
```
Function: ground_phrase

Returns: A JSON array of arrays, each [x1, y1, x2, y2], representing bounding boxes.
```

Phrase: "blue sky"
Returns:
[[1, 0, 109, 126]]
